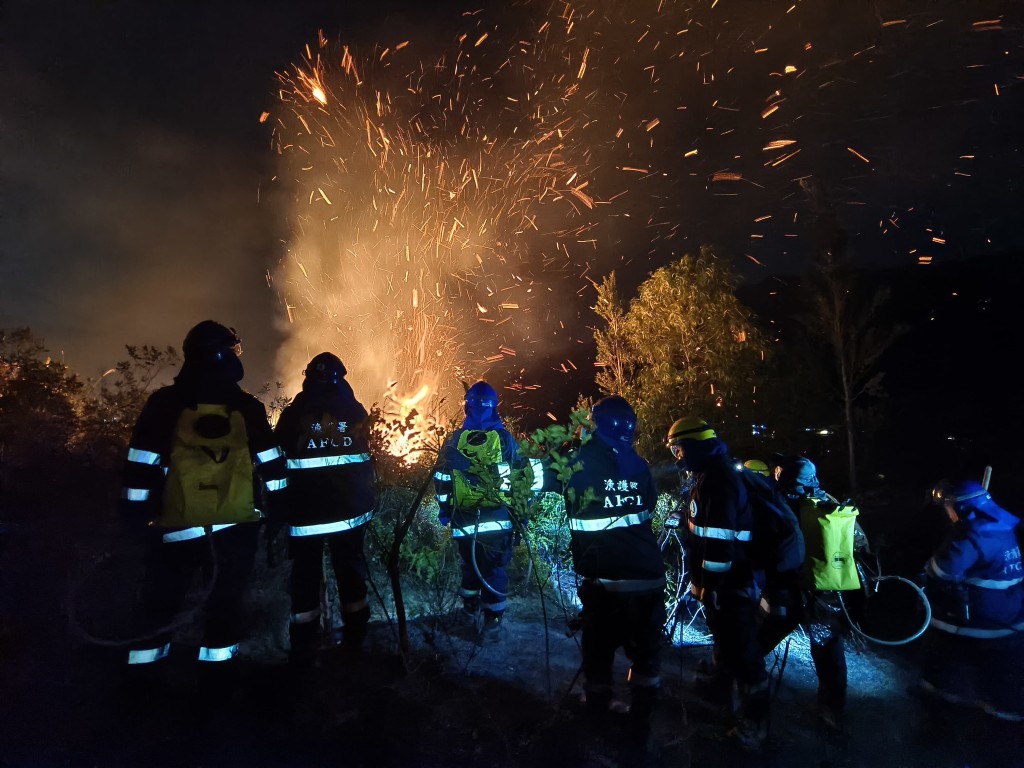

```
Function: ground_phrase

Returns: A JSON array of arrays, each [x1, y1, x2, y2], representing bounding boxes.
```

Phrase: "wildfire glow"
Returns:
[[263, 1, 1013, 459]]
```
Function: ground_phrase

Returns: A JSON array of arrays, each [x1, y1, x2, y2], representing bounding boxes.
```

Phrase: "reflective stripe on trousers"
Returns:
[[127, 643, 171, 665], [198, 644, 239, 662]]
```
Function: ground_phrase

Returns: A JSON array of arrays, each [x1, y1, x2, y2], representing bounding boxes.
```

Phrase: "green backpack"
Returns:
[[159, 403, 258, 528], [451, 429, 507, 511], [800, 496, 861, 591]]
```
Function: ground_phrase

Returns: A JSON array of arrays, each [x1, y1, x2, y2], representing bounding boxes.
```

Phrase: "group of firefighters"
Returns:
[[115, 319, 1024, 755]]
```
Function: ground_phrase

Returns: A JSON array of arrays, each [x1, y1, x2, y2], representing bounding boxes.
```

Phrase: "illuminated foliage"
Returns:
[[592, 247, 768, 458], [0, 328, 84, 467]]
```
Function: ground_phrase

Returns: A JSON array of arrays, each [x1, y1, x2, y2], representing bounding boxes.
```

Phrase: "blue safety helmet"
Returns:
[[931, 479, 991, 515], [463, 380, 500, 429], [591, 396, 637, 446]]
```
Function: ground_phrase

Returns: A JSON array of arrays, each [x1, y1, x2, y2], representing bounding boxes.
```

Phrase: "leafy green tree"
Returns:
[[592, 247, 768, 458]]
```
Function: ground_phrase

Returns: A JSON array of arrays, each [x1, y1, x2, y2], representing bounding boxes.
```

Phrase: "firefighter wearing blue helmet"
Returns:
[[916, 478, 1024, 722], [560, 396, 664, 749], [433, 381, 532, 639]]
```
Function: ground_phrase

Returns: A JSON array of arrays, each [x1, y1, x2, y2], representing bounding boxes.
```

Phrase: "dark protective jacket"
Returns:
[[119, 372, 288, 544], [433, 424, 527, 538], [563, 435, 664, 590], [273, 381, 376, 537], [926, 499, 1024, 638], [682, 440, 755, 601]]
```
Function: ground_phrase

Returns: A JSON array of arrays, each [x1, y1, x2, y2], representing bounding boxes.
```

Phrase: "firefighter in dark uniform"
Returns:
[[760, 454, 851, 729], [119, 320, 288, 679], [667, 416, 769, 748], [273, 352, 376, 664], [433, 381, 531, 638], [561, 395, 665, 747], [917, 479, 1024, 722]]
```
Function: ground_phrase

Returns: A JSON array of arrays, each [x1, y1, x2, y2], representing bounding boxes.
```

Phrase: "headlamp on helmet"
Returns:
[[182, 321, 243, 364], [303, 352, 347, 386], [931, 479, 990, 506], [590, 396, 637, 446]]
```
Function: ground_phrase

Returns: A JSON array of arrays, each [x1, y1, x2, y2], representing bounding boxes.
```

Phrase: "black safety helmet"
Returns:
[[182, 321, 242, 365], [303, 352, 347, 386]]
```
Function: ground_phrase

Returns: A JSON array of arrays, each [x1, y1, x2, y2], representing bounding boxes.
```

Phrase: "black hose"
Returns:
[[67, 527, 220, 649]]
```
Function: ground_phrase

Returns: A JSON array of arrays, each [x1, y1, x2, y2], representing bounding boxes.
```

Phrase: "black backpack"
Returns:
[[740, 467, 806, 574]]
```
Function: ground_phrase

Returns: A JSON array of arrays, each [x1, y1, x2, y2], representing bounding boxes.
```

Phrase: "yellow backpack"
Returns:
[[451, 430, 508, 511], [159, 404, 258, 527], [800, 496, 861, 591]]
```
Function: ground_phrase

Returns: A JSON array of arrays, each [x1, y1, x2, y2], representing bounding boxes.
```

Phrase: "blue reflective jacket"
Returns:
[[926, 499, 1024, 638]]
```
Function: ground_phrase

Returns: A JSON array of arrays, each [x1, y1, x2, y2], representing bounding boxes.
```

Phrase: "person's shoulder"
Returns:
[[141, 385, 183, 410], [235, 388, 269, 411]]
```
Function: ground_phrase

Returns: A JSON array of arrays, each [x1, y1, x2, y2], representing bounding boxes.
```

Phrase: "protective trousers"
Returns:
[[578, 581, 664, 738], [455, 530, 514, 615], [704, 592, 769, 722], [757, 586, 847, 713], [289, 526, 369, 659], [127, 523, 259, 666], [920, 629, 1024, 717]]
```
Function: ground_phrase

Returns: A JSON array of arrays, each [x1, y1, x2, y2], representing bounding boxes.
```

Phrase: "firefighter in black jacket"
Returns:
[[119, 320, 288, 677], [561, 396, 665, 746], [667, 416, 769, 748], [273, 352, 376, 663]]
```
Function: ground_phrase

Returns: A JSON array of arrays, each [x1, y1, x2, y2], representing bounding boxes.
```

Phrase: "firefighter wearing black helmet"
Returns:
[[561, 396, 665, 749], [273, 352, 376, 664], [119, 320, 288, 684]]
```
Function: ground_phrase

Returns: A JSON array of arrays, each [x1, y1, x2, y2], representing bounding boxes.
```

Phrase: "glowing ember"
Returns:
[[263, 0, 1016, 451]]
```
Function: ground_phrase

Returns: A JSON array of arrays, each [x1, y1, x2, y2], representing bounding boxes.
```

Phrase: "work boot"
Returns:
[[625, 686, 658, 747], [693, 673, 739, 713], [727, 716, 768, 750], [289, 621, 319, 670], [583, 688, 614, 728], [342, 605, 371, 652], [478, 610, 505, 643]]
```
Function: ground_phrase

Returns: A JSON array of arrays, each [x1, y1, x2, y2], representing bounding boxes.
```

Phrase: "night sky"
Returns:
[[2, 0, 1021, 407]]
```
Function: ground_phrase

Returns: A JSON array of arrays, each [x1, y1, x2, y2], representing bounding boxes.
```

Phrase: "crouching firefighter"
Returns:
[[433, 381, 537, 639], [559, 396, 665, 746], [273, 353, 376, 665], [119, 320, 289, 683]]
